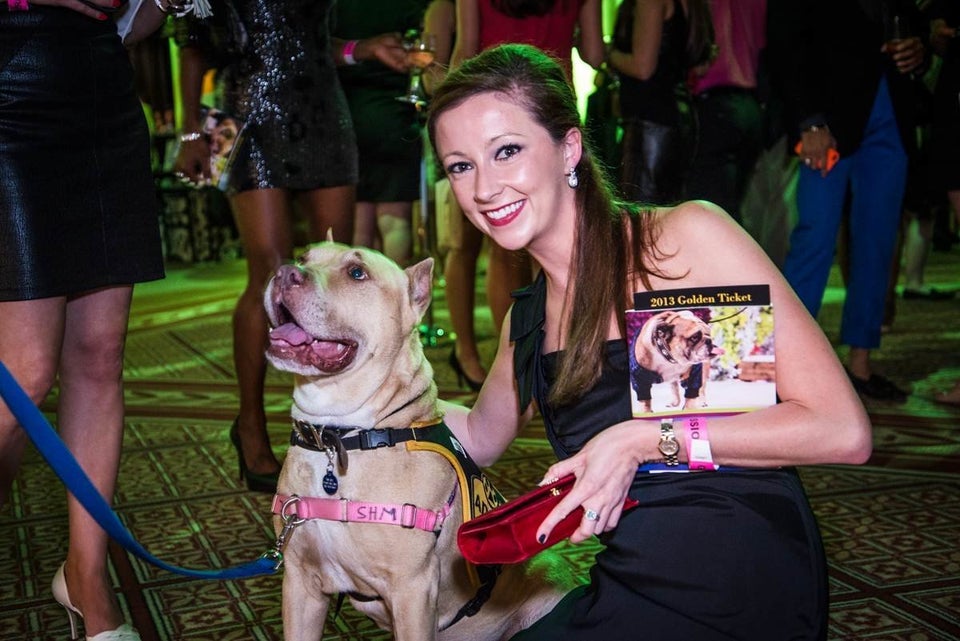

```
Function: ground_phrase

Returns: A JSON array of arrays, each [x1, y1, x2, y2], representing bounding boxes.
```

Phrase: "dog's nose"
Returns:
[[277, 264, 305, 288]]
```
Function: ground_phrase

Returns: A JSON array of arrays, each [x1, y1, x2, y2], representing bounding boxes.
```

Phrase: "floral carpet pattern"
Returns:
[[1, 249, 958, 641]]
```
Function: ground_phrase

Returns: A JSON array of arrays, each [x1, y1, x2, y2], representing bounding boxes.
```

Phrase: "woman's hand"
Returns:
[[358, 33, 410, 73], [29, 0, 116, 20], [172, 135, 212, 186], [535, 421, 643, 545], [881, 35, 925, 75]]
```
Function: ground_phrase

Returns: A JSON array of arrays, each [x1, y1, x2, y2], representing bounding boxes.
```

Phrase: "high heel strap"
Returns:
[[448, 348, 484, 392], [52, 563, 142, 641], [229, 418, 279, 493], [52, 563, 82, 640], [86, 624, 141, 641]]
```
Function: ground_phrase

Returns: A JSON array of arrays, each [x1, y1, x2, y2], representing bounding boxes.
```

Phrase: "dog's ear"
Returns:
[[406, 258, 435, 318]]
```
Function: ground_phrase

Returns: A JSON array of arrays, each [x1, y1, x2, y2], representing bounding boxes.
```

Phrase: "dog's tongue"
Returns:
[[270, 323, 313, 346]]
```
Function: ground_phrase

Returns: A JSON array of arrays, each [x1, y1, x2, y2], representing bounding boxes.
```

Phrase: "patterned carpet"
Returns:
[[1, 247, 958, 641]]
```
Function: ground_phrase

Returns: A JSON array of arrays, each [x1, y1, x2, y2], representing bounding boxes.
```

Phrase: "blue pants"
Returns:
[[784, 78, 907, 349]]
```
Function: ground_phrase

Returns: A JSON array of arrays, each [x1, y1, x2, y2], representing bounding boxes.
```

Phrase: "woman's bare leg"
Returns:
[[229, 188, 293, 476], [353, 201, 380, 250], [375, 201, 413, 267], [57, 286, 134, 636], [0, 298, 65, 504], [297, 184, 356, 245], [443, 203, 487, 382]]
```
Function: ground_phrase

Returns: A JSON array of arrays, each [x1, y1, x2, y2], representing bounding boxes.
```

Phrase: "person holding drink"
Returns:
[[335, 1, 432, 267]]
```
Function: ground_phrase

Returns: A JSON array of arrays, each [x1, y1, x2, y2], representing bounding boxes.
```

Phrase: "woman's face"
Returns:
[[434, 91, 581, 252]]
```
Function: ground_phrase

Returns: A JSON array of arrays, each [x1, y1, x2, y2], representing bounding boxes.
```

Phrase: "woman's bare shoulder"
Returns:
[[650, 200, 777, 284], [653, 200, 741, 247]]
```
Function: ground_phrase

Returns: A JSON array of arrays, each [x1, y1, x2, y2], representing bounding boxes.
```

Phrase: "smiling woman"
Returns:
[[426, 43, 872, 641]]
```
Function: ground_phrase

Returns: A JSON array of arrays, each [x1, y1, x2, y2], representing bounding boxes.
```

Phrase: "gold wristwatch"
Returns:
[[658, 419, 680, 466]]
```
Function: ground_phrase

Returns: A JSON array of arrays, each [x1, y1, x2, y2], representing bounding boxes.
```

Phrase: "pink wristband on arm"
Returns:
[[684, 416, 717, 471], [8, 0, 29, 11], [342, 40, 359, 65]]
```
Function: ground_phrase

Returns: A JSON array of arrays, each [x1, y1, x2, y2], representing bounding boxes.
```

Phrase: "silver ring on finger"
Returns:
[[584, 508, 600, 522]]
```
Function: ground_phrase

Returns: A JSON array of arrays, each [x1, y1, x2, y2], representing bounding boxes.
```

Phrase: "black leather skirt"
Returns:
[[619, 117, 691, 205], [0, 8, 164, 301]]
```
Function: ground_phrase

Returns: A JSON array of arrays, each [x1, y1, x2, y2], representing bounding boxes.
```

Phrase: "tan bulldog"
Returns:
[[263, 241, 565, 641], [631, 309, 725, 413]]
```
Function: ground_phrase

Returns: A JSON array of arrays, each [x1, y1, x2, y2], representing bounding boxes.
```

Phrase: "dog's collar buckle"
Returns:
[[291, 420, 426, 455], [358, 428, 395, 450]]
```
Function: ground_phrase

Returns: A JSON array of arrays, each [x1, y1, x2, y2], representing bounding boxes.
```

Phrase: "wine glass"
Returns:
[[396, 31, 437, 111]]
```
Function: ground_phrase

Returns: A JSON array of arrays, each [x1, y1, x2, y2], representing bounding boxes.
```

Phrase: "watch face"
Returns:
[[659, 439, 680, 456]]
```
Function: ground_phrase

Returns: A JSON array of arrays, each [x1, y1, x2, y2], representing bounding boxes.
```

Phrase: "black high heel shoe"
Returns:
[[448, 348, 484, 392], [229, 419, 280, 493]]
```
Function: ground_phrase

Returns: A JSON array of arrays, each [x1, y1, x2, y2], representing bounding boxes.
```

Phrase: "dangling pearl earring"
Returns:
[[567, 167, 579, 189]]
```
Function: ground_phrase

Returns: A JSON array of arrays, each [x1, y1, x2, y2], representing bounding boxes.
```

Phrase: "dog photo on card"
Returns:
[[626, 285, 777, 417]]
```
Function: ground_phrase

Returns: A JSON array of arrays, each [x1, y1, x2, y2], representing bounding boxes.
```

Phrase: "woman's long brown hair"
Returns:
[[427, 44, 669, 407]]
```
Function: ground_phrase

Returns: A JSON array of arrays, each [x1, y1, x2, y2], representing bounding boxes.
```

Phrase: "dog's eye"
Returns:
[[348, 265, 367, 281], [688, 331, 703, 344]]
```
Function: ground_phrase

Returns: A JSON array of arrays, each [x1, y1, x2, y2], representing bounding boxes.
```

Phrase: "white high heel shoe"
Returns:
[[51, 563, 141, 641]]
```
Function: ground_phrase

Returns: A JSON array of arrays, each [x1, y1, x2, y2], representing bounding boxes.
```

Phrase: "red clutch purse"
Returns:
[[457, 475, 640, 565]]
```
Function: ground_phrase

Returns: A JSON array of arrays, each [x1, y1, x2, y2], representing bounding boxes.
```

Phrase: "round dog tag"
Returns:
[[322, 471, 339, 495]]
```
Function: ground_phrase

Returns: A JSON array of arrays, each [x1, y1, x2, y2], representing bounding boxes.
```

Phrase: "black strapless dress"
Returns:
[[508, 273, 828, 641], [0, 8, 164, 301]]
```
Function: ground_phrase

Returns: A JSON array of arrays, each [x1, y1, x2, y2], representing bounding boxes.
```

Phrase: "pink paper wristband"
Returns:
[[684, 416, 717, 471], [342, 40, 359, 65], [8, 0, 29, 11]]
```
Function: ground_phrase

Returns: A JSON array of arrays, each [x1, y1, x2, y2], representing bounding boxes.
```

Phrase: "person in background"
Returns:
[[683, 0, 766, 224], [772, 0, 928, 401], [444, 0, 605, 388], [429, 43, 871, 640], [173, 0, 407, 493], [607, 0, 715, 204], [335, 0, 431, 267], [422, 0, 493, 390], [916, 0, 960, 408], [1, 1, 171, 639], [423, 0, 457, 96], [919, 0, 960, 297]]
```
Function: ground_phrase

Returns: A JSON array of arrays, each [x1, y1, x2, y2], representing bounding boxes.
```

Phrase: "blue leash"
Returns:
[[0, 361, 279, 580]]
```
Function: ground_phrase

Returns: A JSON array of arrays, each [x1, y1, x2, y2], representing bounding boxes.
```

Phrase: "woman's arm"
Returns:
[[423, 0, 456, 95], [648, 202, 872, 466], [331, 34, 409, 72], [608, 0, 665, 80], [171, 43, 213, 184], [440, 310, 534, 467], [119, 0, 168, 45], [575, 0, 605, 69], [451, 0, 479, 69], [29, 0, 115, 19], [537, 201, 872, 544]]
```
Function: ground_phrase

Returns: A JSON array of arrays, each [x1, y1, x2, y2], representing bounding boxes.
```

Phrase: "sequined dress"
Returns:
[[214, 0, 357, 193], [507, 273, 829, 641]]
